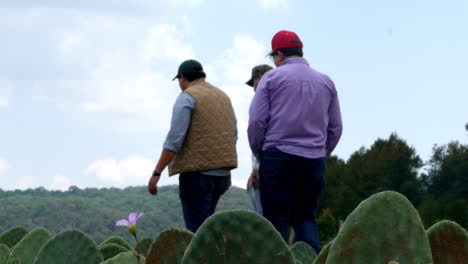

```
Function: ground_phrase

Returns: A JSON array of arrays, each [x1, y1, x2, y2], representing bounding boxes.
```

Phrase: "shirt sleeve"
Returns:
[[232, 107, 238, 141], [248, 76, 270, 159], [163, 93, 195, 153], [326, 89, 343, 155]]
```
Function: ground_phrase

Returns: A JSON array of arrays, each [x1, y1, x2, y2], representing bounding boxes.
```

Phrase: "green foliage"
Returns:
[[290, 242, 316, 264], [6, 227, 53, 264], [98, 243, 129, 261], [0, 186, 250, 244], [426, 141, 468, 200], [182, 210, 295, 264], [422, 141, 468, 228], [316, 208, 337, 245], [319, 156, 358, 221], [427, 220, 468, 264], [145, 228, 193, 264], [34, 229, 103, 264], [326, 191, 432, 264], [0, 226, 28, 248], [0, 244, 10, 264], [347, 133, 424, 205]]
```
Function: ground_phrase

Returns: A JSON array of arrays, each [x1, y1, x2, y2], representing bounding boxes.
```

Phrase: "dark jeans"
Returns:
[[259, 147, 325, 254], [179, 172, 230, 233]]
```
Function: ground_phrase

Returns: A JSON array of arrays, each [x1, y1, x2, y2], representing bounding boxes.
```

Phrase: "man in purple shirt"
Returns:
[[248, 30, 342, 253]]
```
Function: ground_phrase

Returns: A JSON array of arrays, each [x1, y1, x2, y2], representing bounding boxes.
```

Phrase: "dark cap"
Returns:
[[172, 59, 205, 81], [246, 64, 273, 87], [268, 30, 303, 55]]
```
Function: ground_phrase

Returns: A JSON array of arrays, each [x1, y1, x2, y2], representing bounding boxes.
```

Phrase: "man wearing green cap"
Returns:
[[245, 64, 273, 215], [147, 59, 238, 233]]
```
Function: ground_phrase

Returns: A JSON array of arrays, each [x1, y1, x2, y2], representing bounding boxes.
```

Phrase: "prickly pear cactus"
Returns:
[[326, 191, 433, 264], [0, 244, 10, 263], [0, 226, 28, 248], [6, 227, 53, 264], [427, 220, 468, 264], [101, 252, 143, 264], [33, 229, 103, 264], [139, 238, 153, 257], [100, 236, 133, 251], [99, 243, 130, 261], [145, 228, 193, 264], [291, 242, 317, 264], [182, 210, 295, 264], [312, 240, 332, 264]]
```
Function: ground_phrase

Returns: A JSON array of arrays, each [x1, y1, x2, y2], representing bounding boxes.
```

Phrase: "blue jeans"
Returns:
[[259, 147, 325, 254], [179, 172, 230, 233]]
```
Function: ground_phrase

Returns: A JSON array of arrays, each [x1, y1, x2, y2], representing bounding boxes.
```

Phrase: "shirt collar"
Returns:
[[281, 57, 309, 66]]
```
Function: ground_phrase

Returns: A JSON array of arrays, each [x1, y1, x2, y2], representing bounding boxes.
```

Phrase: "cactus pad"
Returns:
[[99, 242, 130, 261], [139, 238, 153, 257], [6, 227, 53, 264], [34, 229, 103, 264], [100, 236, 133, 251], [0, 244, 10, 264], [312, 240, 332, 264], [427, 220, 468, 264], [0, 226, 28, 248], [290, 242, 316, 264], [326, 191, 432, 264], [101, 252, 142, 264], [182, 210, 295, 264], [145, 228, 193, 264]]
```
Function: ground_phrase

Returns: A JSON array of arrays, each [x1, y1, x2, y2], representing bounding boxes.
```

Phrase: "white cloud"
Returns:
[[0, 96, 8, 108], [0, 159, 10, 174], [85, 156, 179, 188], [25, 9, 194, 133], [257, 0, 288, 9], [49, 175, 72, 191]]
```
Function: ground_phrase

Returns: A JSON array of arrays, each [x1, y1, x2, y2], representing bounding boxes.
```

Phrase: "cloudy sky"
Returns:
[[1, 0, 467, 191]]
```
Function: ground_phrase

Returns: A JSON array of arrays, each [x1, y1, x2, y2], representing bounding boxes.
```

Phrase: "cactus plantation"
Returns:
[[0, 190, 467, 263]]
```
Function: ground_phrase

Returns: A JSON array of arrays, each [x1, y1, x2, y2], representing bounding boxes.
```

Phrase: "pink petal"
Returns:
[[115, 219, 129, 226], [136, 212, 144, 220], [128, 212, 138, 224]]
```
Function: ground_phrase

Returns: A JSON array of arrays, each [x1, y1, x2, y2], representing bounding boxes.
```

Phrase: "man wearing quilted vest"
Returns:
[[147, 59, 238, 232], [248, 30, 343, 253]]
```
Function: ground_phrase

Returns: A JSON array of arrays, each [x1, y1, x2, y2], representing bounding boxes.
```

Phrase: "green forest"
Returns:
[[1, 130, 467, 245]]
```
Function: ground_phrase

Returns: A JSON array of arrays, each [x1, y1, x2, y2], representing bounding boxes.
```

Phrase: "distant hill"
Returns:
[[0, 185, 252, 244]]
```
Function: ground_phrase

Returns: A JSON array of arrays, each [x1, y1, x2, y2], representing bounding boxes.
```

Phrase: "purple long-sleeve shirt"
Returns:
[[248, 58, 342, 159]]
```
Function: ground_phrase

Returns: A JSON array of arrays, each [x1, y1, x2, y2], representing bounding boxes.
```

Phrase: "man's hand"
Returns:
[[250, 169, 259, 189], [148, 175, 160, 195], [246, 176, 252, 190]]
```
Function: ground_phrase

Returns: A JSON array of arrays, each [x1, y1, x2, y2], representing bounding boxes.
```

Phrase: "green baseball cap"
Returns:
[[172, 59, 205, 81], [246, 64, 273, 87]]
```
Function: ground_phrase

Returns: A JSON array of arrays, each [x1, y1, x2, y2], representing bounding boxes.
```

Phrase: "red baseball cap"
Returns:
[[268, 30, 303, 55]]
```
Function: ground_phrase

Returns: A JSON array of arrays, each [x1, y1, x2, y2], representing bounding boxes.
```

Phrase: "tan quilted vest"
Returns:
[[168, 79, 238, 176]]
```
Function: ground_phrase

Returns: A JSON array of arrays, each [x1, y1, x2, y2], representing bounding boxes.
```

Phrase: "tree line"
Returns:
[[1, 128, 467, 245]]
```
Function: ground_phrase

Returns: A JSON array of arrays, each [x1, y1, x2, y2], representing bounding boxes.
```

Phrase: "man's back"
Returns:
[[249, 57, 342, 159]]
